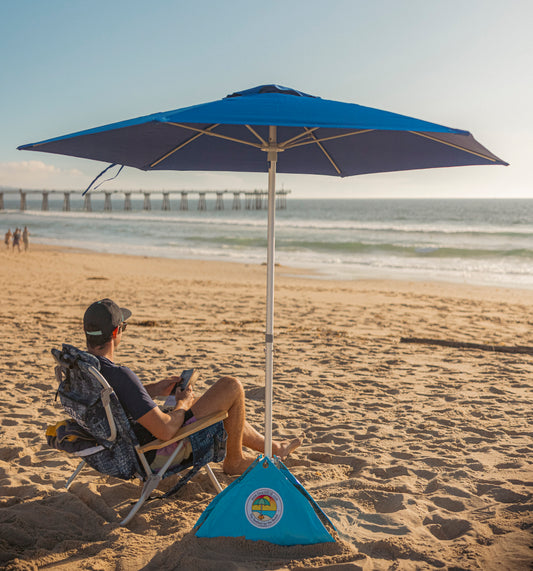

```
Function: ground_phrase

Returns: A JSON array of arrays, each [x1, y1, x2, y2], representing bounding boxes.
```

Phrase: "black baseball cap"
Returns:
[[83, 298, 132, 340]]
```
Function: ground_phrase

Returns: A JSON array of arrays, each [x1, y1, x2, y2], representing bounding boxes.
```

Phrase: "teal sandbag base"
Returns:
[[194, 456, 336, 545]]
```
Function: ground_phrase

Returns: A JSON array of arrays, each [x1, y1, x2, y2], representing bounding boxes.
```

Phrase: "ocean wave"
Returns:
[[187, 234, 533, 259], [10, 206, 533, 237], [275, 219, 533, 237]]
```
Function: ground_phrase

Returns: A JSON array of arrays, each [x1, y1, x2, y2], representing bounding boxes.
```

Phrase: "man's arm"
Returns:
[[136, 406, 187, 441], [136, 385, 195, 441]]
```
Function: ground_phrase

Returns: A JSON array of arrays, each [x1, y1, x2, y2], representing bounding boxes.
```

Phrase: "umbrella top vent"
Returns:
[[226, 85, 317, 99]]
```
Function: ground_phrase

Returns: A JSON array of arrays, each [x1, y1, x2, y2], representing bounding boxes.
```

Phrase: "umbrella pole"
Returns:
[[265, 125, 277, 459]]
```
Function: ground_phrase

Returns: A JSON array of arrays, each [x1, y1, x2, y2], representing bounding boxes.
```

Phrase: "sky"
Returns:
[[1, 0, 531, 199]]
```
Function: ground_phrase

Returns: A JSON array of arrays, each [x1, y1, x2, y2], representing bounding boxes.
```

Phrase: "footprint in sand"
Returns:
[[465, 458, 485, 471], [18, 431, 41, 439], [357, 538, 446, 567], [2, 412, 34, 420], [371, 465, 410, 479], [357, 512, 411, 536], [0, 446, 24, 461], [481, 485, 530, 504], [430, 496, 466, 512], [425, 479, 471, 498], [414, 469, 438, 480], [390, 451, 415, 460], [307, 452, 367, 472], [356, 491, 407, 514], [495, 460, 523, 469], [423, 514, 472, 540]]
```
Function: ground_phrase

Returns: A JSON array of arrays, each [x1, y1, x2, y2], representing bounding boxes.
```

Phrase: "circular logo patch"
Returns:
[[245, 488, 284, 529]]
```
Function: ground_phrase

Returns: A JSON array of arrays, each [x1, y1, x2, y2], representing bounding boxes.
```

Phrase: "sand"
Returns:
[[1, 244, 532, 570]]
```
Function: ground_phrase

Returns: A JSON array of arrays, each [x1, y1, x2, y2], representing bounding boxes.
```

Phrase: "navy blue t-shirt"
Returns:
[[96, 356, 157, 421]]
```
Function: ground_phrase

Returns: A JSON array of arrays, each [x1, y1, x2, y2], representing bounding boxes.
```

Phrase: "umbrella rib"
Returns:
[[410, 131, 499, 162], [150, 124, 221, 168], [279, 128, 320, 148], [301, 128, 342, 174], [246, 125, 268, 146], [166, 123, 263, 149], [284, 129, 374, 149]]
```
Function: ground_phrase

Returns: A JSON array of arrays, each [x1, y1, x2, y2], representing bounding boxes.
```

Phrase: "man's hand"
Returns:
[[174, 385, 195, 411], [146, 376, 181, 398]]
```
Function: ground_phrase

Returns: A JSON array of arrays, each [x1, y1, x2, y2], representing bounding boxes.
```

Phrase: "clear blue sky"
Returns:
[[1, 0, 531, 198]]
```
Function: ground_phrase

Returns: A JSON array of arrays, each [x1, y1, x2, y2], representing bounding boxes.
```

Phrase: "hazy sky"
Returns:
[[1, 0, 531, 198]]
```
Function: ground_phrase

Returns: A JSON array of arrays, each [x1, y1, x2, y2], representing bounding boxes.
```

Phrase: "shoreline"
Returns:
[[1, 244, 532, 569], [9, 241, 533, 296]]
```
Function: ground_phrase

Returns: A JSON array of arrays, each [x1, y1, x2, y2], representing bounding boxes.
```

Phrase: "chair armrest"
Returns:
[[137, 410, 228, 453]]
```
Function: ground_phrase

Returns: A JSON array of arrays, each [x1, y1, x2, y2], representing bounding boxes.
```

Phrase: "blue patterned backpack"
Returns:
[[50, 344, 144, 479]]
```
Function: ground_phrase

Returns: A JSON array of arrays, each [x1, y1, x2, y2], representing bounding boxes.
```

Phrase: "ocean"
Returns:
[[2, 194, 533, 289]]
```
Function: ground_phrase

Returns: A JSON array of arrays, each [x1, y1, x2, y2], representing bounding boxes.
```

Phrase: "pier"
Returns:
[[0, 189, 290, 212]]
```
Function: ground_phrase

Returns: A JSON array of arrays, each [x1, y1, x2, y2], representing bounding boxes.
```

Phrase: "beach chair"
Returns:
[[48, 344, 227, 525]]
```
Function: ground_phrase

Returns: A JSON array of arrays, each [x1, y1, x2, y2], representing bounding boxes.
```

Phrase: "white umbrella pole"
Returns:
[[265, 125, 277, 459]]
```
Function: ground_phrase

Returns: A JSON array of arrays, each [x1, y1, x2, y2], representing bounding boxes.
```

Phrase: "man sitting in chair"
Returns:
[[83, 298, 300, 475]]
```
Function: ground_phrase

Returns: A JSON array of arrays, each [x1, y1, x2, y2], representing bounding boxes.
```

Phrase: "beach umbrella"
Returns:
[[18, 84, 507, 543]]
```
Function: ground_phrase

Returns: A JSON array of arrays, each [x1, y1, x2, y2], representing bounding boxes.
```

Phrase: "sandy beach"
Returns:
[[1, 244, 532, 570]]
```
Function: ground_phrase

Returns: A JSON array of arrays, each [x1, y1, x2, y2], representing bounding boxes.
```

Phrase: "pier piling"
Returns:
[[198, 192, 207, 211], [83, 194, 92, 212], [104, 192, 112, 212], [63, 192, 71, 212], [41, 192, 49, 211], [143, 193, 151, 210], [180, 191, 188, 211], [215, 191, 224, 211]]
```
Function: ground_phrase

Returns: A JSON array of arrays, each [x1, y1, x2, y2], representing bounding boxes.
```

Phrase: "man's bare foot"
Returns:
[[223, 438, 302, 475], [274, 437, 302, 460], [223, 454, 257, 476]]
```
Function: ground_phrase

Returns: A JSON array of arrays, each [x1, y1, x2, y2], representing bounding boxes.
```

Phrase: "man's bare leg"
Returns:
[[191, 376, 248, 474], [191, 376, 301, 475]]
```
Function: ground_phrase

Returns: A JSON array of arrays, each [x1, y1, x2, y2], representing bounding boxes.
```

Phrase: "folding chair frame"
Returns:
[[61, 362, 227, 525]]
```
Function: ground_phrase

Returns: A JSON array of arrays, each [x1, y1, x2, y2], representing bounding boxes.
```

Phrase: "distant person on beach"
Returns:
[[22, 226, 30, 251], [83, 298, 300, 475], [4, 229, 12, 250], [12, 228, 21, 253]]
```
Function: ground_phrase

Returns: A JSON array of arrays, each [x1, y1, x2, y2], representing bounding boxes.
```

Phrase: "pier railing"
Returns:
[[0, 189, 290, 212]]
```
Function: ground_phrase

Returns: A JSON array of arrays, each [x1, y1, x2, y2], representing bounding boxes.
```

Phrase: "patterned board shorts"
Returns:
[[161, 420, 227, 479], [159, 420, 227, 497]]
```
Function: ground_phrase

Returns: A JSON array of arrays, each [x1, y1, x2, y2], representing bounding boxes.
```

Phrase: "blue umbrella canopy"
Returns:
[[18, 84, 507, 176]]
